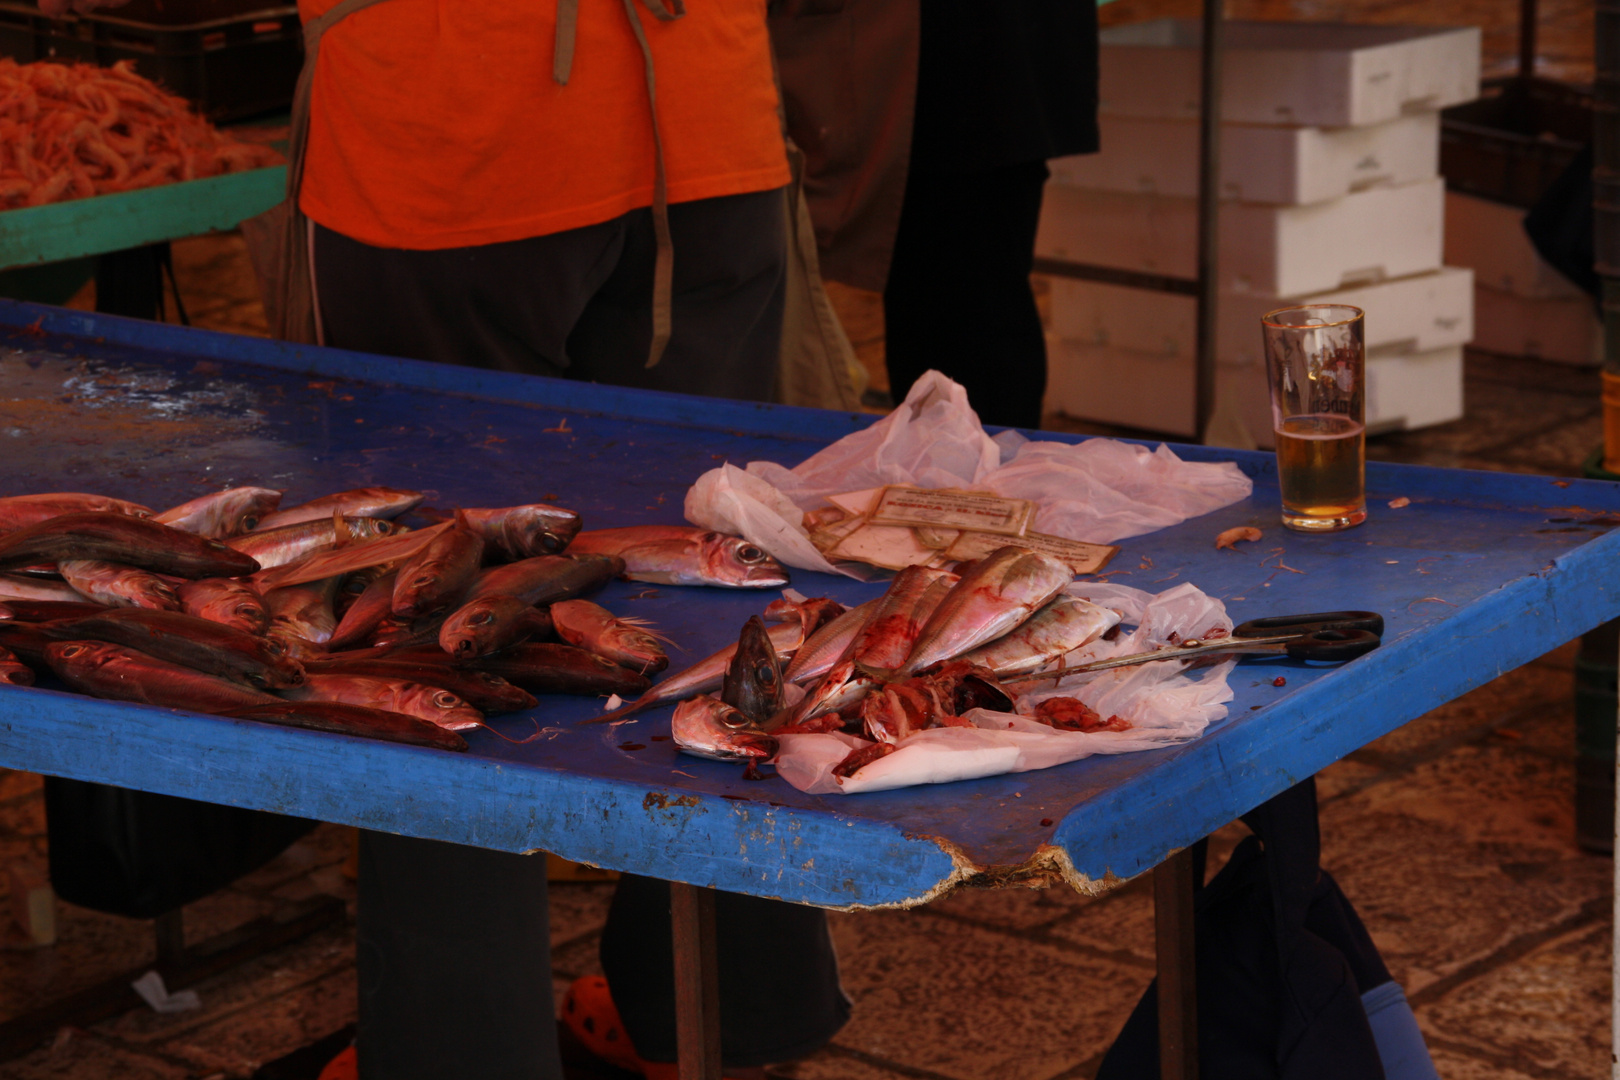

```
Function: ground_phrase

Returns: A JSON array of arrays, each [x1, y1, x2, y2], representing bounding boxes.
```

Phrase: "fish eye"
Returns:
[[754, 662, 777, 683], [736, 544, 765, 563], [247, 674, 268, 688], [263, 639, 286, 656], [540, 533, 564, 553], [471, 611, 495, 625], [60, 644, 85, 657], [242, 516, 259, 530], [378, 522, 394, 533], [433, 691, 461, 708]]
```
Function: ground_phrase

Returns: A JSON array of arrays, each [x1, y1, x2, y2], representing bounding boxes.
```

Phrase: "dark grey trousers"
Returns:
[[312, 187, 787, 402], [325, 189, 842, 1080]]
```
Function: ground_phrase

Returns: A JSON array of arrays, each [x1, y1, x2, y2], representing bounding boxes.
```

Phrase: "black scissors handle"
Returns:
[[1231, 610, 1383, 662]]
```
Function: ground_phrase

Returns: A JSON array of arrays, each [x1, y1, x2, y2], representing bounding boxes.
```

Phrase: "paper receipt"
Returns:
[[868, 486, 1035, 536], [944, 530, 1119, 574]]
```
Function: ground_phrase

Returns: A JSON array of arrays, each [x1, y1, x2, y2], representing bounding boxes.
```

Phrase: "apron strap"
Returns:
[[287, 0, 395, 200], [556, 0, 683, 368]]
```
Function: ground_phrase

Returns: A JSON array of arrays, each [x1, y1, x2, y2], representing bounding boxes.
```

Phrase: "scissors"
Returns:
[[1002, 610, 1383, 685]]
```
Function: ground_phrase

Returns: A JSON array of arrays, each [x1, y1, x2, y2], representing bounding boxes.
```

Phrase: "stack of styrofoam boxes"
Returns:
[[1445, 190, 1600, 365], [1039, 20, 1481, 443]]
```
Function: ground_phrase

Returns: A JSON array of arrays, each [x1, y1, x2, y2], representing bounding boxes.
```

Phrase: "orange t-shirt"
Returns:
[[298, 0, 790, 250]]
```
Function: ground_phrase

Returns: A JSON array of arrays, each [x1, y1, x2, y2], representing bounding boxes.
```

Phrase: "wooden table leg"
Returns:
[[1155, 847, 1199, 1080], [670, 881, 722, 1080]]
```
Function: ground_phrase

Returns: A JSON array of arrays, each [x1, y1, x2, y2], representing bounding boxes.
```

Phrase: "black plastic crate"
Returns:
[[0, 0, 301, 122], [1441, 75, 1592, 210]]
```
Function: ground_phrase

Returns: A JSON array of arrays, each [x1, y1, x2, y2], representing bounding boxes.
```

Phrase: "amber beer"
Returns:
[[1262, 303, 1367, 532], [1275, 413, 1366, 530]]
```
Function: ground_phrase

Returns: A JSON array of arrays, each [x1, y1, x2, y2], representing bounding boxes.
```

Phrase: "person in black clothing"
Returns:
[[773, 0, 1100, 429]]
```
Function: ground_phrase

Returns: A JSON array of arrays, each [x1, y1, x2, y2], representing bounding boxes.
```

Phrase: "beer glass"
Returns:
[[1262, 304, 1367, 532]]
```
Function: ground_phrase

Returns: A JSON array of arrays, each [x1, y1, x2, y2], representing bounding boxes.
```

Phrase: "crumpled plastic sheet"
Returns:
[[685, 371, 1253, 579], [772, 580, 1237, 795]]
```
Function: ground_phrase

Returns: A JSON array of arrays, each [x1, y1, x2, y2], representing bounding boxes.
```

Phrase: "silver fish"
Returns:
[[281, 673, 484, 731], [255, 487, 423, 531], [791, 566, 955, 724], [57, 559, 179, 611], [958, 595, 1121, 675], [569, 526, 788, 589], [230, 517, 397, 572], [899, 547, 1072, 677], [156, 487, 283, 537]]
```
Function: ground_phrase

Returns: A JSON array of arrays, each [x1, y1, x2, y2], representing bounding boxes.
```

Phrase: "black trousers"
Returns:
[[883, 160, 1051, 429], [319, 191, 843, 1079], [314, 186, 788, 402]]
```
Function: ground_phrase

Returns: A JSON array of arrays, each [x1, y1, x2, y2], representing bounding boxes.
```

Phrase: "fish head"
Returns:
[[253, 636, 307, 688], [45, 639, 122, 672], [399, 684, 483, 730], [439, 596, 521, 658], [700, 533, 790, 588], [721, 615, 785, 723], [671, 695, 779, 762], [499, 505, 583, 557]]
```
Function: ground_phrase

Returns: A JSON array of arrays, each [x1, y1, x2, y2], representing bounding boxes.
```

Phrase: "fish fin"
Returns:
[[473, 716, 546, 744], [332, 509, 352, 546]]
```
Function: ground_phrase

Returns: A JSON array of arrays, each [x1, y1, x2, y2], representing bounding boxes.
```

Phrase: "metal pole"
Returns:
[[1519, 0, 1539, 79], [1194, 0, 1226, 443], [670, 882, 722, 1080], [1155, 847, 1200, 1080]]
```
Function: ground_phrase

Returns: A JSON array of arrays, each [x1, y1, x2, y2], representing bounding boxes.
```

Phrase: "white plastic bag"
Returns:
[[685, 372, 1252, 578], [772, 580, 1237, 795]]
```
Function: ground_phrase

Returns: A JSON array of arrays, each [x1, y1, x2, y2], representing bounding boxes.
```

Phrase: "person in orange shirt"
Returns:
[[301, 0, 794, 401], [35, 3, 849, 1079]]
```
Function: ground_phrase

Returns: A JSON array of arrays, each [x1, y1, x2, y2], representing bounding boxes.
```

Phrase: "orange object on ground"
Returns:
[[315, 1044, 357, 1080], [560, 975, 767, 1080], [298, 0, 791, 251]]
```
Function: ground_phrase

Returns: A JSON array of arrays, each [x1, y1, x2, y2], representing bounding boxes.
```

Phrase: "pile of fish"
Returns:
[[0, 58, 283, 211], [0, 486, 792, 752], [608, 547, 1127, 779]]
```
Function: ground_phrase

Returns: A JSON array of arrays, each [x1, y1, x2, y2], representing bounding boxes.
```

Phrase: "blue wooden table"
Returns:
[[0, 298, 1616, 1075]]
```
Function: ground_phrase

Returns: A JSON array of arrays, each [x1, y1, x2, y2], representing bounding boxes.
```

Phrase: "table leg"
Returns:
[[1155, 847, 1199, 1080], [670, 881, 722, 1080]]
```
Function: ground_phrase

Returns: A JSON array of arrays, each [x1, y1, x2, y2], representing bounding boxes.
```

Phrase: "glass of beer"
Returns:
[[1262, 304, 1367, 532]]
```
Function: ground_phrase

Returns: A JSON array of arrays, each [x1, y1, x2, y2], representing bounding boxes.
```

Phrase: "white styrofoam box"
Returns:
[[1443, 190, 1585, 299], [1471, 284, 1600, 365], [1047, 267, 1473, 366], [1046, 336, 1463, 443], [1037, 177, 1444, 297], [1099, 21, 1480, 128], [1049, 112, 1438, 206]]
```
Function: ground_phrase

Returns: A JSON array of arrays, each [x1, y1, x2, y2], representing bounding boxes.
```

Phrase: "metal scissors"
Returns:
[[1003, 610, 1383, 685]]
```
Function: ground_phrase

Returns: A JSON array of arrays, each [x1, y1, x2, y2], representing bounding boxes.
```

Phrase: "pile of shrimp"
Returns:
[[0, 57, 283, 211]]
